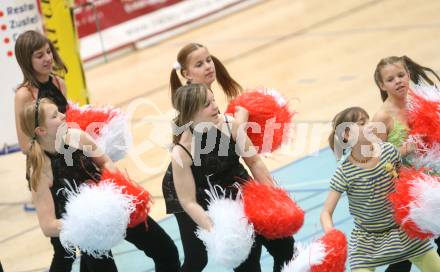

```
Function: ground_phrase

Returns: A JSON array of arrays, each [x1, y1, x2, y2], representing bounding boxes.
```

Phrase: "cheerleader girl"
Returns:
[[20, 98, 180, 271], [170, 43, 242, 101], [169, 83, 294, 271], [372, 55, 440, 271], [373, 55, 439, 157]]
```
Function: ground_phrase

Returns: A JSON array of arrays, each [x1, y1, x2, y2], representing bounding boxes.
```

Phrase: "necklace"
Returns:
[[350, 153, 372, 164]]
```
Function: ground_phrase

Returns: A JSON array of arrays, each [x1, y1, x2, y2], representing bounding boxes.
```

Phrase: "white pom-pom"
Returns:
[[60, 181, 135, 258], [405, 136, 440, 174], [195, 185, 254, 269], [281, 242, 326, 272], [96, 114, 132, 161], [411, 81, 440, 103], [261, 88, 287, 106], [408, 173, 440, 236]]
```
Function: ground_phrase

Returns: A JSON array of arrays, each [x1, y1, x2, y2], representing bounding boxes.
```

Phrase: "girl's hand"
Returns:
[[402, 142, 417, 155], [234, 106, 249, 122]]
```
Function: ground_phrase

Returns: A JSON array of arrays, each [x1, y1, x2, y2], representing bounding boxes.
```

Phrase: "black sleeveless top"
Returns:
[[162, 117, 249, 213], [45, 146, 100, 218], [37, 75, 68, 113]]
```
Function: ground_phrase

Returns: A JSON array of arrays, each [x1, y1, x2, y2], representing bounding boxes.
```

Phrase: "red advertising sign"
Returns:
[[73, 0, 182, 38]]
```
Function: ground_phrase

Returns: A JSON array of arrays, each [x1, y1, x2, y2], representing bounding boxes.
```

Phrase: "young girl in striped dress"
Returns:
[[320, 107, 440, 272]]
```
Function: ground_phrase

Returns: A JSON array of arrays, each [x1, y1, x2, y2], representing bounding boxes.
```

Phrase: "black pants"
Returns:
[[0, 260, 3, 272], [385, 237, 440, 271], [175, 212, 294, 272], [258, 235, 295, 272], [49, 237, 117, 272], [50, 216, 180, 272]]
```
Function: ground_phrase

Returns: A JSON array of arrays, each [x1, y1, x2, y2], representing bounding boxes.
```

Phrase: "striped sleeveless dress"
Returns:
[[330, 142, 432, 269]]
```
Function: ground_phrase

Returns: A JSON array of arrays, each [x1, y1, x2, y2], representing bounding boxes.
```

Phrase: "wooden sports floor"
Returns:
[[1, 0, 439, 271]]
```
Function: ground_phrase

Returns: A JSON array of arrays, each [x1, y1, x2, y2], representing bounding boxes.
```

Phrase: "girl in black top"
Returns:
[[170, 84, 294, 272], [14, 30, 68, 154], [19, 98, 180, 271]]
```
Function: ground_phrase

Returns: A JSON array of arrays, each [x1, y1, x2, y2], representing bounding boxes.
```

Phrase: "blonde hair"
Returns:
[[172, 84, 210, 144], [20, 98, 53, 190]]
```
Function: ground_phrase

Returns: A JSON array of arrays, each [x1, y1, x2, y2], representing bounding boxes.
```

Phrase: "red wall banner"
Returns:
[[71, 0, 259, 61], [73, 0, 182, 38]]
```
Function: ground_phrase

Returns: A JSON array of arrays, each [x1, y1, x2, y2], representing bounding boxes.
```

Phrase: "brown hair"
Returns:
[[328, 107, 369, 159], [170, 43, 242, 104], [19, 98, 54, 190], [374, 55, 440, 101], [172, 84, 210, 144], [15, 30, 67, 89]]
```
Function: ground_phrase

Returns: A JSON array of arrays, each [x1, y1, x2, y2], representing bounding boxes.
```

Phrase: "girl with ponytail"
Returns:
[[20, 98, 117, 271], [21, 99, 180, 272], [373, 56, 439, 165], [373, 56, 439, 103], [170, 43, 242, 103], [372, 56, 440, 271], [372, 55, 439, 157]]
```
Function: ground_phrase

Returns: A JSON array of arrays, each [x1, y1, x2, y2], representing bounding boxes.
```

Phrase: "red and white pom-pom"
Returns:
[[95, 113, 132, 161], [195, 185, 254, 269], [66, 103, 132, 161], [66, 103, 118, 134], [406, 136, 440, 174], [414, 143, 440, 174], [101, 169, 150, 228], [407, 83, 440, 146], [311, 229, 347, 272], [405, 83, 440, 174], [389, 167, 440, 239], [225, 89, 295, 153], [241, 181, 304, 239], [282, 229, 347, 272], [282, 240, 325, 272]]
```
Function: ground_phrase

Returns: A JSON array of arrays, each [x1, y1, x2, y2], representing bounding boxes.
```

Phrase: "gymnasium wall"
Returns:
[[0, 0, 261, 151]]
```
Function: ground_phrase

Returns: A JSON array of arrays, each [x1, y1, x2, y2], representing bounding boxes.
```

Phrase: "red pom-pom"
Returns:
[[407, 90, 440, 147], [241, 181, 304, 239], [225, 89, 294, 153], [388, 167, 434, 240], [101, 169, 150, 228], [66, 104, 119, 137], [312, 229, 347, 272]]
